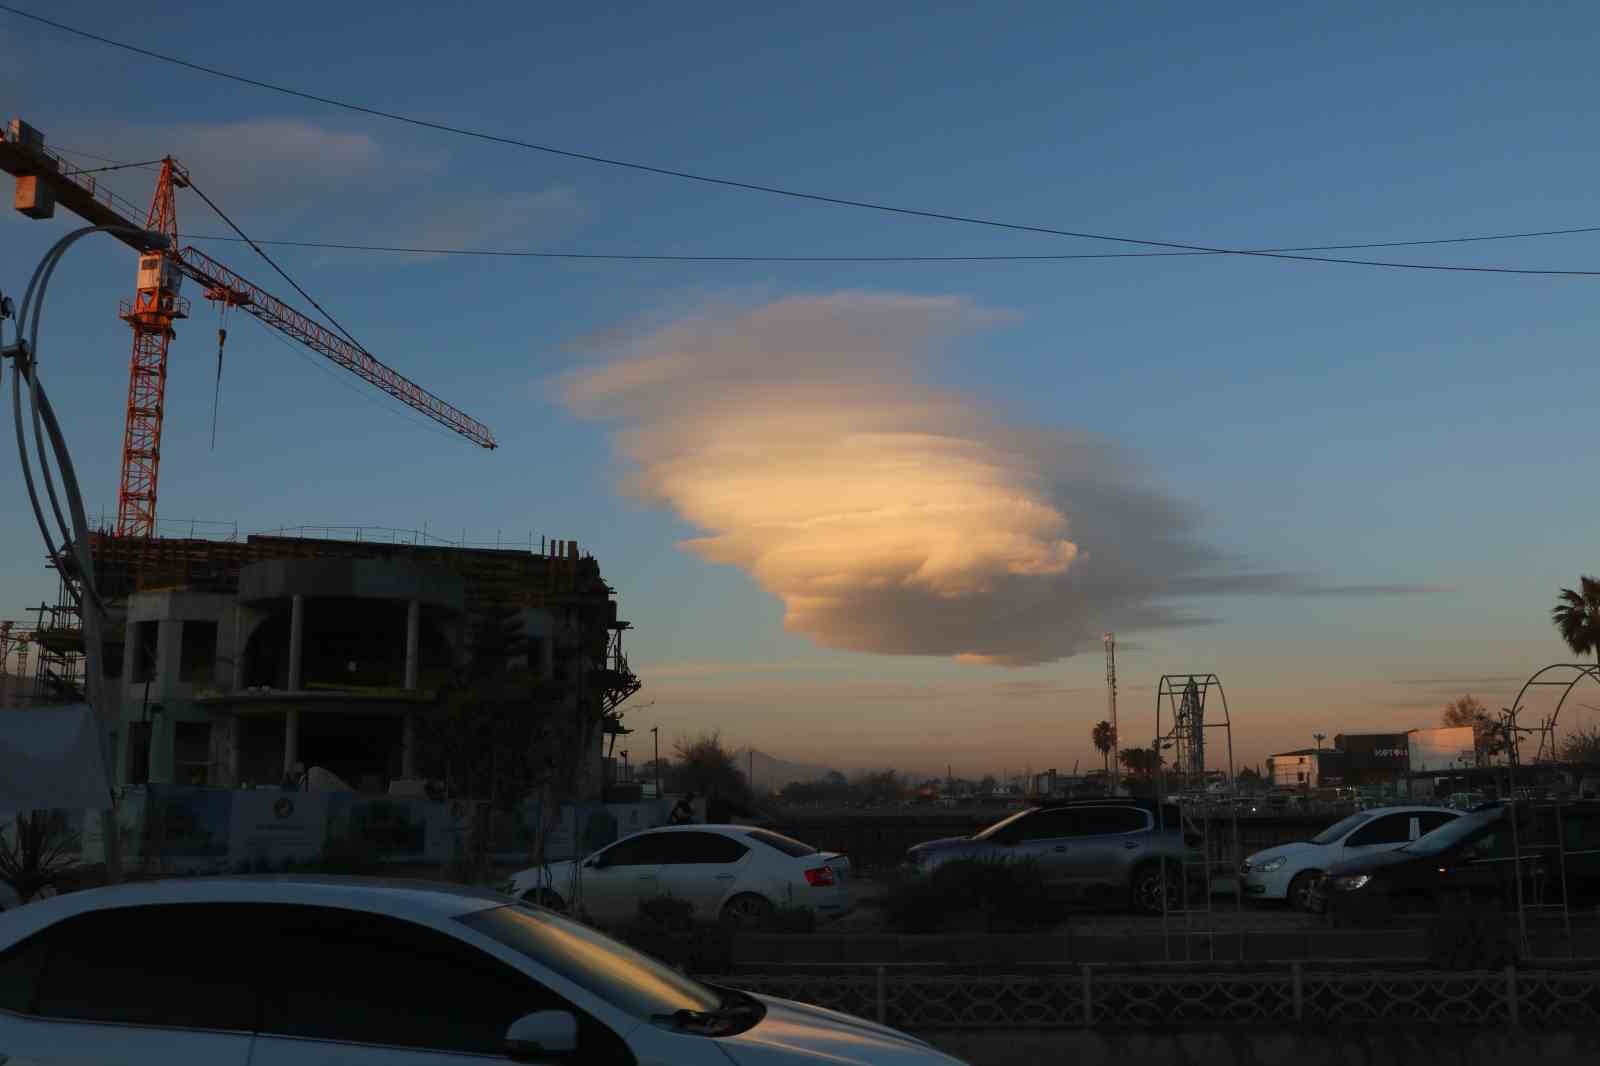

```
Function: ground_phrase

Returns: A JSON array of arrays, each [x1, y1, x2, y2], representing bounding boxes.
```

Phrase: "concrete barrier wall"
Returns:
[[924, 1028, 1600, 1066]]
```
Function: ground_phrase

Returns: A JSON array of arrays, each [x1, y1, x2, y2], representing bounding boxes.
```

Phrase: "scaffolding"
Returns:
[[27, 570, 85, 704], [1152, 673, 1243, 962]]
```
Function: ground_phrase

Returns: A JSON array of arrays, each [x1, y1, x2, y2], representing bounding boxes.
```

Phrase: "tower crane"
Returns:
[[1, 117, 496, 540]]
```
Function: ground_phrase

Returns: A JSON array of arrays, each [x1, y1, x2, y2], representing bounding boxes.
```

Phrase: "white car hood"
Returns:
[[1245, 840, 1321, 865], [718, 993, 966, 1065]]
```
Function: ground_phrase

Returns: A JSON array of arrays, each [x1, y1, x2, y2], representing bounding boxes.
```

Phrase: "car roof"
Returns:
[[0, 876, 507, 946]]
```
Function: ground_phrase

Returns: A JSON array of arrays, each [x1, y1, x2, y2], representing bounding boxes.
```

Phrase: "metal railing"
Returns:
[[713, 964, 1600, 1029], [0, 128, 150, 223]]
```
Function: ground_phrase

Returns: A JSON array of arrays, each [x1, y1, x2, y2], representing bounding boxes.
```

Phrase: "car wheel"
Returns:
[[521, 887, 566, 912], [721, 892, 775, 929], [1130, 861, 1182, 915], [1288, 870, 1322, 912]]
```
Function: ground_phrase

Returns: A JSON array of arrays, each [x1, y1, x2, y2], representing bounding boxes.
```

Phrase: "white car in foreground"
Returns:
[[0, 876, 963, 1065], [506, 824, 852, 927], [1240, 805, 1461, 909]]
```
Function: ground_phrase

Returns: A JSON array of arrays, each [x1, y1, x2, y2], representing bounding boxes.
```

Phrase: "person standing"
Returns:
[[669, 791, 697, 825]]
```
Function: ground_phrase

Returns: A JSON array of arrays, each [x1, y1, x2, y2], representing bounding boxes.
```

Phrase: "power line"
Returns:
[[179, 224, 1600, 267], [67, 158, 164, 176], [7, 4, 1600, 280], [186, 176, 368, 351], [49, 144, 155, 168]]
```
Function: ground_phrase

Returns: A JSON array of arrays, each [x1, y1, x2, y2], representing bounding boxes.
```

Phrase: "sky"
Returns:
[[3, 0, 1600, 777]]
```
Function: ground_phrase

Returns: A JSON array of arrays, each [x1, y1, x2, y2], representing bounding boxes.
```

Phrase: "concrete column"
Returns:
[[404, 599, 421, 690], [155, 619, 182, 695], [149, 713, 175, 784], [226, 714, 242, 786], [230, 605, 246, 691], [287, 594, 305, 691], [284, 709, 300, 776], [123, 619, 142, 691], [402, 712, 417, 778]]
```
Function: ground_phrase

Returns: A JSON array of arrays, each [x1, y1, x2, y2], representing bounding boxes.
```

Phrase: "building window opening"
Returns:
[[180, 621, 218, 685], [101, 641, 125, 680], [133, 621, 158, 683], [174, 722, 213, 786], [128, 721, 153, 785]]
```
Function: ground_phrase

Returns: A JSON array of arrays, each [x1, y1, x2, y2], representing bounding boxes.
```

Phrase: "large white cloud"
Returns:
[[564, 292, 1421, 665]]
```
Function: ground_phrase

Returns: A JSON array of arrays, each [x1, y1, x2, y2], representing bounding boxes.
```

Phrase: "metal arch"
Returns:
[[1504, 663, 1600, 763]]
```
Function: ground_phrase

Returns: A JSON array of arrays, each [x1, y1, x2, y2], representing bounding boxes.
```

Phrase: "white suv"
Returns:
[[1240, 805, 1461, 910]]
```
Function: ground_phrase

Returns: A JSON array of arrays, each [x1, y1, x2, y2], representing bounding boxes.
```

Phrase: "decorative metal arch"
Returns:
[[1505, 663, 1600, 764], [1152, 673, 1236, 786]]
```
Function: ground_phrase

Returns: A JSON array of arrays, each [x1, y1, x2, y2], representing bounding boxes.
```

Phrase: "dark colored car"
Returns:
[[1312, 801, 1600, 923], [903, 800, 1205, 914]]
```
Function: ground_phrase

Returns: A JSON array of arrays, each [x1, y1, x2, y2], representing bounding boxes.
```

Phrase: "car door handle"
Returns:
[[1123, 841, 1139, 850], [715, 873, 736, 880], [637, 874, 657, 881], [1053, 845, 1066, 853]]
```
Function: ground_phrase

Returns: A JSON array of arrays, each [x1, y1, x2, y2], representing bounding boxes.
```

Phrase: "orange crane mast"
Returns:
[[0, 118, 496, 540]]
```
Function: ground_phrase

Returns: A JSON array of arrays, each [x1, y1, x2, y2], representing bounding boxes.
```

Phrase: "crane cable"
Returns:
[[210, 302, 228, 451]]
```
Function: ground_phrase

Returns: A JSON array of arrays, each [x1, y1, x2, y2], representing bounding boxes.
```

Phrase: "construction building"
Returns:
[[12, 530, 637, 798]]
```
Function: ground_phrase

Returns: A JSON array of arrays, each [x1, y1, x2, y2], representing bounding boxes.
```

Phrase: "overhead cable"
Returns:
[[8, 4, 1600, 279], [180, 224, 1600, 267]]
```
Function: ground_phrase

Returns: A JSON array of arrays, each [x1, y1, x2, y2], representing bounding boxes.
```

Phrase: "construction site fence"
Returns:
[[35, 785, 672, 874], [711, 963, 1600, 1029]]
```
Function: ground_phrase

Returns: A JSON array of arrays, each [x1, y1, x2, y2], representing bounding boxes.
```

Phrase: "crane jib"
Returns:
[[175, 246, 496, 450]]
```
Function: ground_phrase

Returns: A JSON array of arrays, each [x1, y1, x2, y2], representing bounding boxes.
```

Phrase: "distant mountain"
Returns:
[[731, 748, 840, 791]]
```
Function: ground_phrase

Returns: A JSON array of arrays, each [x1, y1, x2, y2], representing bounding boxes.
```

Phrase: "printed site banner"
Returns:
[[67, 788, 671, 873]]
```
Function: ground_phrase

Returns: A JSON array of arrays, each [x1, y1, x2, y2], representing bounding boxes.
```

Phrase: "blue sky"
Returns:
[[3, 1, 1599, 774]]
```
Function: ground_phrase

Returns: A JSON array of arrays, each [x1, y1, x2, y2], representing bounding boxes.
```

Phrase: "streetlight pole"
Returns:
[[1313, 733, 1325, 750], [651, 726, 660, 800]]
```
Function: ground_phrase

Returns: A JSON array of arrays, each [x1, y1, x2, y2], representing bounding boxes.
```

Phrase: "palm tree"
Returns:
[[1091, 720, 1115, 775], [1552, 576, 1600, 667]]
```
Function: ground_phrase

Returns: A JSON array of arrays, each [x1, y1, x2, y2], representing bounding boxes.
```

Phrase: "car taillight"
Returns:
[[803, 865, 835, 887]]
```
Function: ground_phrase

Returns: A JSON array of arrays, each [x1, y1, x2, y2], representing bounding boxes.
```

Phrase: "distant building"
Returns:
[[1265, 748, 1340, 789], [1407, 726, 1478, 774]]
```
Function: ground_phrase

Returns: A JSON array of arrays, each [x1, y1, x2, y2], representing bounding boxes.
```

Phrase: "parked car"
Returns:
[[1239, 805, 1462, 910], [504, 824, 851, 927], [0, 876, 965, 1065], [903, 800, 1204, 914], [1312, 801, 1600, 923]]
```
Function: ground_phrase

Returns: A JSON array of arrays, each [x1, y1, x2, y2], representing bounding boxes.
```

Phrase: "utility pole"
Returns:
[[1104, 633, 1120, 796], [651, 726, 660, 800]]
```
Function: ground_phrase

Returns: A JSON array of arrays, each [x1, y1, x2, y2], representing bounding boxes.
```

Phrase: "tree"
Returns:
[[1560, 724, 1600, 765], [1553, 576, 1600, 666], [671, 732, 753, 808], [1441, 695, 1510, 766], [1237, 766, 1264, 791], [1092, 720, 1116, 774], [1118, 747, 1161, 777], [0, 810, 80, 904], [978, 774, 998, 796]]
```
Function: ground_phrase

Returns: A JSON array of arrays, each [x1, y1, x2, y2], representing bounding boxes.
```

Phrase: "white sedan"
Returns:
[[0, 875, 963, 1065], [506, 824, 852, 927], [1240, 805, 1462, 909]]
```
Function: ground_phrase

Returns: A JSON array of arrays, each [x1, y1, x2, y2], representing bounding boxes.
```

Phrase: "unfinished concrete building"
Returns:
[[34, 531, 637, 798]]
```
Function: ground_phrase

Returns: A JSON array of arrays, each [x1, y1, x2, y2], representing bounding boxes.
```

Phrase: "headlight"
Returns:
[[1331, 874, 1371, 891], [1253, 856, 1288, 873]]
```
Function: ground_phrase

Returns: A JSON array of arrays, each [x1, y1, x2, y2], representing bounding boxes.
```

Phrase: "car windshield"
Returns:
[[458, 904, 722, 1020], [1400, 808, 1502, 856], [974, 807, 1037, 840], [1309, 812, 1374, 845]]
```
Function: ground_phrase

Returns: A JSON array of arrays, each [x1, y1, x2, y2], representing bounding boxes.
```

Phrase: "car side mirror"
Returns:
[[586, 854, 607, 869], [506, 1011, 578, 1061]]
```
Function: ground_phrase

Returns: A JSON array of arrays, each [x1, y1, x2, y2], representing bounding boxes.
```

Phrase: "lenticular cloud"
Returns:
[[562, 292, 1241, 665]]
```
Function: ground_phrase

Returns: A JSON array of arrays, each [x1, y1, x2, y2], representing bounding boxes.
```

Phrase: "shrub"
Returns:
[[637, 894, 696, 931], [881, 858, 1059, 933], [771, 904, 818, 934]]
